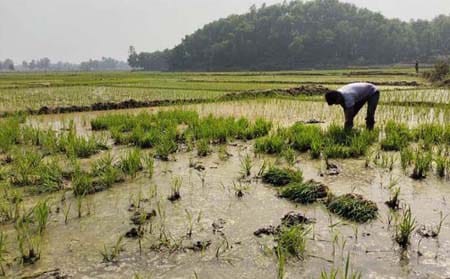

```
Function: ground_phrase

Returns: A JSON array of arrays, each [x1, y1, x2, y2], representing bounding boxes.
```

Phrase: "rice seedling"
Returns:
[[100, 235, 125, 263], [36, 159, 64, 193], [411, 151, 432, 179], [58, 123, 107, 158], [168, 176, 182, 202], [72, 167, 94, 196], [0, 184, 23, 223], [279, 180, 329, 204], [0, 232, 6, 275], [119, 149, 143, 177], [232, 181, 249, 198], [327, 194, 378, 223], [320, 253, 362, 279], [434, 150, 448, 178], [15, 220, 41, 264], [276, 224, 310, 259], [254, 134, 286, 154], [63, 201, 71, 225], [91, 153, 123, 189], [281, 147, 296, 166], [217, 144, 230, 161], [380, 121, 411, 151], [287, 123, 322, 152], [143, 153, 155, 178], [240, 154, 253, 177], [277, 245, 286, 279], [0, 117, 21, 153], [154, 135, 177, 161], [262, 166, 303, 186], [400, 147, 413, 172], [196, 139, 211, 157], [9, 149, 43, 186], [395, 207, 416, 249], [33, 200, 50, 235], [185, 208, 194, 238], [386, 187, 401, 210]]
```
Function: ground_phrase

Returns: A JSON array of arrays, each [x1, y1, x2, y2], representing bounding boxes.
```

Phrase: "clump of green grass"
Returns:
[[327, 193, 378, 223], [72, 167, 94, 196], [0, 232, 6, 275], [322, 125, 378, 159], [240, 154, 253, 177], [395, 207, 416, 249], [9, 149, 43, 186], [262, 166, 303, 186], [434, 150, 449, 178], [413, 123, 445, 146], [276, 225, 310, 259], [196, 139, 211, 157], [0, 184, 23, 224], [380, 121, 411, 151], [411, 150, 432, 179], [0, 117, 21, 153], [154, 134, 178, 161], [168, 176, 182, 202], [91, 153, 124, 189], [279, 180, 329, 204], [287, 123, 323, 152], [100, 235, 125, 263], [320, 253, 362, 279], [33, 200, 50, 235], [400, 147, 414, 172], [255, 134, 286, 154], [58, 123, 107, 158], [119, 149, 143, 177]]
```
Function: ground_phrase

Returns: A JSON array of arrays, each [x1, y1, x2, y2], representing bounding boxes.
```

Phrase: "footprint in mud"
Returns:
[[185, 240, 212, 252], [212, 218, 227, 235]]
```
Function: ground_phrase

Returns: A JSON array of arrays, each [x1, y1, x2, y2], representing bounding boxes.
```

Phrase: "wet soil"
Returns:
[[3, 108, 450, 279]]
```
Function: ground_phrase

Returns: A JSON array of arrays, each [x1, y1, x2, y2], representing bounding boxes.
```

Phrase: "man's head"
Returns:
[[325, 90, 342, 105]]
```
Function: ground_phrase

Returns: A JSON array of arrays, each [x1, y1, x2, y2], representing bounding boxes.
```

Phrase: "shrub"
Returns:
[[262, 167, 303, 186], [279, 180, 329, 204], [423, 61, 449, 82], [327, 193, 378, 223]]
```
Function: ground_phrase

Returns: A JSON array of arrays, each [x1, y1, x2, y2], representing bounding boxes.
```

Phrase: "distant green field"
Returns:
[[0, 68, 433, 113]]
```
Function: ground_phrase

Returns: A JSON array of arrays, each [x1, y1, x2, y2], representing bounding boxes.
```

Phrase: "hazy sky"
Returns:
[[1, 0, 449, 63]]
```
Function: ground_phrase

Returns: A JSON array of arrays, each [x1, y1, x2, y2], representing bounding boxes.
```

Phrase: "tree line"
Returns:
[[129, 0, 450, 71], [0, 57, 130, 72]]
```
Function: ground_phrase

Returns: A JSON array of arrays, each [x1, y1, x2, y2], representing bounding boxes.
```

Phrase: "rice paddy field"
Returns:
[[1, 69, 450, 279]]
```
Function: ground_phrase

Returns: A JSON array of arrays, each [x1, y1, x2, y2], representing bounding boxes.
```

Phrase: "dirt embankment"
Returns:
[[0, 85, 329, 117]]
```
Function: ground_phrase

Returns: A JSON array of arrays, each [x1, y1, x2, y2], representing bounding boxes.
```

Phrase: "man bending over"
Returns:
[[325, 82, 380, 130]]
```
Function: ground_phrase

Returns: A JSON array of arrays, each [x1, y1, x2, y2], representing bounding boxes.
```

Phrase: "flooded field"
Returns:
[[1, 94, 450, 279]]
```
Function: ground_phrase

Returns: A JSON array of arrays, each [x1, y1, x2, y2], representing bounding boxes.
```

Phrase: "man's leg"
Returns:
[[366, 91, 380, 130], [344, 99, 366, 130]]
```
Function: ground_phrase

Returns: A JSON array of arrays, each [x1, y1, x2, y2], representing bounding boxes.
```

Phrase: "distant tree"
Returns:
[[128, 46, 139, 69], [22, 61, 28, 69], [3, 59, 14, 71]]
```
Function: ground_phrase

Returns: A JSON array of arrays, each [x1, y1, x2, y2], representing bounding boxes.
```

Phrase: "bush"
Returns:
[[423, 61, 449, 82]]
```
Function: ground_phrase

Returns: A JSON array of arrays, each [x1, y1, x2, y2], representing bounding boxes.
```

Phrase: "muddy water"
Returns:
[[4, 104, 450, 278]]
